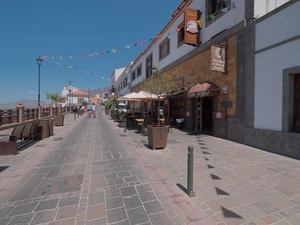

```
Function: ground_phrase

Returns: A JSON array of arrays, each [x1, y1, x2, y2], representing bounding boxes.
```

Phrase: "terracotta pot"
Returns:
[[147, 125, 168, 150]]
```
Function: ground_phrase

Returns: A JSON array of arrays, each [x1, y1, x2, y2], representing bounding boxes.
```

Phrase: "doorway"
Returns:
[[202, 97, 213, 134]]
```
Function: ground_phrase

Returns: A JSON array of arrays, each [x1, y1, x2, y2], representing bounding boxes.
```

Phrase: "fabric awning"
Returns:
[[188, 82, 220, 98]]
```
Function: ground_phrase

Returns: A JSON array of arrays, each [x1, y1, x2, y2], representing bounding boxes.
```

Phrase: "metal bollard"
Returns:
[[187, 145, 195, 197], [124, 117, 127, 133], [74, 111, 76, 121]]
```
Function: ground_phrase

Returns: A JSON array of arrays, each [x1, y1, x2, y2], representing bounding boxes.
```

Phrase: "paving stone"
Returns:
[[58, 196, 79, 207], [143, 200, 164, 214], [49, 218, 75, 225], [136, 184, 152, 193], [120, 186, 137, 197], [124, 176, 138, 182], [31, 209, 57, 224], [7, 213, 34, 225], [107, 207, 127, 223], [35, 199, 59, 211], [106, 197, 124, 209], [123, 195, 143, 209], [149, 212, 173, 225], [9, 202, 38, 216], [127, 207, 149, 225], [139, 191, 158, 202], [85, 217, 107, 225], [107, 178, 125, 186], [0, 206, 14, 218], [55, 205, 78, 220], [86, 203, 105, 220], [88, 191, 105, 205]]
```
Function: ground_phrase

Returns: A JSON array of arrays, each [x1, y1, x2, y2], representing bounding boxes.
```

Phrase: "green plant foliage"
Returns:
[[142, 69, 181, 126], [45, 91, 61, 104]]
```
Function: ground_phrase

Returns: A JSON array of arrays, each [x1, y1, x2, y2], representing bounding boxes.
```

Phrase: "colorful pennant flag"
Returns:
[[197, 19, 203, 29], [209, 14, 215, 22]]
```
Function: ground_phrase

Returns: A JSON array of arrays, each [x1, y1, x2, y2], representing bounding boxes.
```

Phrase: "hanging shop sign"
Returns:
[[184, 8, 201, 46], [211, 44, 226, 73]]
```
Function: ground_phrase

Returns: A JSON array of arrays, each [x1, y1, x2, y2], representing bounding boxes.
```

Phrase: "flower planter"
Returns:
[[119, 121, 125, 127], [53, 114, 64, 126], [105, 109, 110, 115], [147, 125, 168, 150]]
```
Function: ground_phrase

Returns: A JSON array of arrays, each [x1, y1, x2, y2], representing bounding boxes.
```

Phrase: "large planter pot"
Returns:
[[147, 125, 168, 150], [105, 109, 110, 115], [53, 114, 65, 126]]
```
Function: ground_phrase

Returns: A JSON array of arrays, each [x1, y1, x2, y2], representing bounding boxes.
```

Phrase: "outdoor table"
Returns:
[[128, 115, 137, 126], [135, 118, 144, 132]]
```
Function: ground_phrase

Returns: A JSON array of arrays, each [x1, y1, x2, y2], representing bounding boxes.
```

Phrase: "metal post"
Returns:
[[36, 57, 43, 107], [124, 117, 127, 133], [187, 145, 195, 197], [74, 110, 76, 121]]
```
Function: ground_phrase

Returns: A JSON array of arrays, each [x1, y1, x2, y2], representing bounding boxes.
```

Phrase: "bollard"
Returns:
[[187, 145, 195, 197], [74, 111, 76, 121], [124, 117, 127, 133]]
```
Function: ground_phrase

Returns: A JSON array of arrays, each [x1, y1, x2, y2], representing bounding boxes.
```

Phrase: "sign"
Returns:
[[213, 112, 226, 119], [184, 8, 200, 46], [211, 44, 226, 73]]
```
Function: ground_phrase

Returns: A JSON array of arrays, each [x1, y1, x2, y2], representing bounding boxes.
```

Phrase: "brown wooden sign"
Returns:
[[184, 8, 200, 46], [211, 44, 226, 73]]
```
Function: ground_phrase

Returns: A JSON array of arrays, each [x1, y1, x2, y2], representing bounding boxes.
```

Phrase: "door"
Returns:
[[202, 97, 213, 134]]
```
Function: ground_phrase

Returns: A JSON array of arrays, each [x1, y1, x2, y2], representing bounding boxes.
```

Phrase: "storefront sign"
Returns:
[[188, 91, 210, 98], [184, 8, 200, 46], [213, 111, 226, 119], [211, 44, 226, 73]]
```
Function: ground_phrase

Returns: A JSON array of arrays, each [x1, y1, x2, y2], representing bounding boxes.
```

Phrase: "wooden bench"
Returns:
[[0, 123, 26, 155]]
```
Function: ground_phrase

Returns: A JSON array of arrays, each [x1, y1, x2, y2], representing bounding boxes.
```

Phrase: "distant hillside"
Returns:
[[0, 99, 51, 109]]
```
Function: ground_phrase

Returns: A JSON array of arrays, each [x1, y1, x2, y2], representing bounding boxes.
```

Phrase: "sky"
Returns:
[[0, 0, 183, 103]]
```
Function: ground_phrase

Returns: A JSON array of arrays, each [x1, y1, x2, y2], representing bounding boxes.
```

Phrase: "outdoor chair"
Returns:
[[163, 117, 172, 133]]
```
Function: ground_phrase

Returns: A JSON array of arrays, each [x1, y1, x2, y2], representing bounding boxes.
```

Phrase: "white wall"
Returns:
[[131, 0, 246, 88], [254, 0, 290, 18], [254, 1, 300, 130], [255, 1, 300, 51]]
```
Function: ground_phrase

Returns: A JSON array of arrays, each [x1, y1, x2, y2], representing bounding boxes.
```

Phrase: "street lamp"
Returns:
[[68, 80, 72, 106], [36, 57, 43, 107]]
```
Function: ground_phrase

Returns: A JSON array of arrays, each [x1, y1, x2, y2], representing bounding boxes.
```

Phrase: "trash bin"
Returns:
[[38, 119, 50, 139]]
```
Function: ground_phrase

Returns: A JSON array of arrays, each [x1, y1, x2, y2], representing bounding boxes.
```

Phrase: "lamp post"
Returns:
[[68, 80, 72, 106], [36, 57, 43, 107]]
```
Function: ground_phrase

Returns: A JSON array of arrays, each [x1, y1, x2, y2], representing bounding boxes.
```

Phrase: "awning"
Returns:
[[188, 82, 220, 98]]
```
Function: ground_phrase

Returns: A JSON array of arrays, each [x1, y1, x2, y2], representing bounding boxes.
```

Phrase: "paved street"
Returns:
[[0, 107, 300, 225]]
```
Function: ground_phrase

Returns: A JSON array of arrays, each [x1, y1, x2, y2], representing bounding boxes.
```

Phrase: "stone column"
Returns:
[[16, 102, 24, 123]]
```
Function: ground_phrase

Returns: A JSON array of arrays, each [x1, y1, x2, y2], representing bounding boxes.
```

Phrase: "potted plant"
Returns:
[[142, 69, 181, 150], [295, 119, 300, 133]]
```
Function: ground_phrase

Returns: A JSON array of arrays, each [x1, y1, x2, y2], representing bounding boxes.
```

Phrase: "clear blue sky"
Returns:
[[0, 0, 183, 103]]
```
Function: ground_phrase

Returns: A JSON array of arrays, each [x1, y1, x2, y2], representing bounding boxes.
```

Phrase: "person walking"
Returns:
[[91, 103, 96, 118], [87, 104, 92, 117]]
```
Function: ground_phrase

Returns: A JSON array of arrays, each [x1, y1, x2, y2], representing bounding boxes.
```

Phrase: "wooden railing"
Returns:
[[0, 103, 72, 131]]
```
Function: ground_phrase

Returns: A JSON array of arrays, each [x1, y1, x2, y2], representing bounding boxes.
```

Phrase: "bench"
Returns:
[[0, 123, 26, 155]]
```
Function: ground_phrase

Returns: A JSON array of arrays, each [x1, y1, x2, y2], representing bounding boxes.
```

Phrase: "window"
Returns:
[[123, 77, 127, 87], [131, 70, 136, 81], [137, 64, 142, 77], [177, 22, 185, 48], [159, 37, 170, 60], [206, 0, 230, 26], [146, 53, 153, 78]]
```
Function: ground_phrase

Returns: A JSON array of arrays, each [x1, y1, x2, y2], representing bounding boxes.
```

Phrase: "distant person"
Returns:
[[87, 104, 91, 116], [91, 103, 96, 118]]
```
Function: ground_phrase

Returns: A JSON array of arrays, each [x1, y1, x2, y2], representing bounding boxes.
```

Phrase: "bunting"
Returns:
[[46, 59, 111, 81], [197, 19, 203, 29]]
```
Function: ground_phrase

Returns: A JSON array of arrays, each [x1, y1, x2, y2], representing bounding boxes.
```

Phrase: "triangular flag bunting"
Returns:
[[125, 45, 130, 48], [112, 49, 116, 53], [133, 43, 137, 46], [176, 28, 181, 33], [140, 41, 146, 45], [157, 35, 162, 39], [209, 14, 215, 22], [197, 19, 203, 29], [231, 2, 235, 9]]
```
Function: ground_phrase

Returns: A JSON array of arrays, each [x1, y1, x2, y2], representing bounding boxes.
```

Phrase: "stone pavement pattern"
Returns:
[[0, 107, 299, 225]]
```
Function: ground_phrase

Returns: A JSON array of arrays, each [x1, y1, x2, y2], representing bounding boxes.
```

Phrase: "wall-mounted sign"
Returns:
[[213, 112, 226, 119], [211, 44, 226, 73], [184, 8, 200, 46]]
